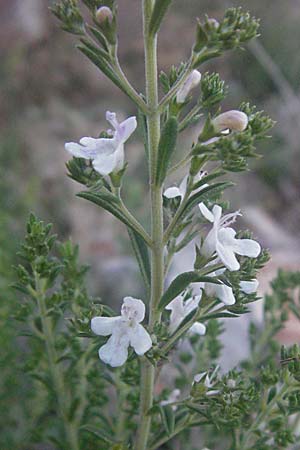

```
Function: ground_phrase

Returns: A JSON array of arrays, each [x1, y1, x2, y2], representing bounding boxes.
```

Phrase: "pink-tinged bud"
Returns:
[[96, 6, 113, 25], [212, 110, 248, 132], [206, 18, 220, 29], [176, 70, 201, 104]]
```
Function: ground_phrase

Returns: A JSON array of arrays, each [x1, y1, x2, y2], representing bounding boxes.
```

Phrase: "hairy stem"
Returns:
[[135, 1, 163, 449]]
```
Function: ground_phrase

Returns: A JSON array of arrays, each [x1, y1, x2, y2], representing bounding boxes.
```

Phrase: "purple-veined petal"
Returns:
[[121, 297, 146, 323], [118, 116, 137, 142], [106, 111, 119, 130]]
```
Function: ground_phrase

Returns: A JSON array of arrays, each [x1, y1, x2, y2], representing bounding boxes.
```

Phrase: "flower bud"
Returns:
[[96, 6, 113, 25], [176, 70, 201, 104], [205, 18, 220, 30], [95, 6, 116, 45], [212, 110, 248, 132]]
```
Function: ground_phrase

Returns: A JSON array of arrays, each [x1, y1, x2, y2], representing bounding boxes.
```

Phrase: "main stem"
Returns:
[[135, 1, 164, 449]]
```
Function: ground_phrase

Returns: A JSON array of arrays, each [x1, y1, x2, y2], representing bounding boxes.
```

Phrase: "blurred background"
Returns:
[[0, 0, 300, 447]]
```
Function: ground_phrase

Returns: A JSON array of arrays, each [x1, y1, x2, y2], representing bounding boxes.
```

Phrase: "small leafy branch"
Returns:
[[12, 0, 300, 449]]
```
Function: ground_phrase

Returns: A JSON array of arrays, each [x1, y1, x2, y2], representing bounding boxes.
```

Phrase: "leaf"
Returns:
[[159, 404, 175, 436], [77, 44, 124, 92], [81, 425, 117, 444], [149, 0, 173, 36], [201, 312, 239, 320], [158, 271, 221, 310], [128, 228, 151, 291], [155, 116, 178, 185], [80, 37, 111, 63], [182, 181, 234, 217], [77, 190, 148, 244], [88, 25, 109, 51]]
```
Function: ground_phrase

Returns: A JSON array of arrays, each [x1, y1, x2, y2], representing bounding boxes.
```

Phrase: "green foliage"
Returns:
[[159, 271, 222, 311], [6, 2, 297, 450], [155, 116, 178, 185], [200, 72, 228, 108], [51, 0, 85, 35], [127, 228, 151, 291], [193, 8, 260, 66], [149, 0, 173, 36], [13, 214, 121, 449]]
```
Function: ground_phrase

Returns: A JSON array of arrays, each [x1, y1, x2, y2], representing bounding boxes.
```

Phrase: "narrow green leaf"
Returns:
[[128, 228, 151, 291], [267, 386, 277, 404], [88, 25, 109, 51], [159, 404, 175, 436], [149, 0, 173, 36], [77, 190, 147, 244], [159, 271, 221, 310], [201, 312, 239, 320], [82, 425, 117, 444], [80, 37, 111, 63], [182, 182, 234, 217], [155, 116, 178, 185], [77, 44, 124, 92]]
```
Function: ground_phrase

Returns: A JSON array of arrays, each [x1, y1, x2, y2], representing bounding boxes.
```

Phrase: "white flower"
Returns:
[[199, 203, 261, 271], [165, 294, 206, 335], [161, 389, 181, 410], [164, 171, 208, 200], [176, 70, 202, 104], [194, 366, 220, 396], [240, 279, 259, 294], [164, 175, 188, 200], [212, 110, 248, 133], [91, 296, 152, 367], [204, 270, 236, 305], [65, 111, 137, 176]]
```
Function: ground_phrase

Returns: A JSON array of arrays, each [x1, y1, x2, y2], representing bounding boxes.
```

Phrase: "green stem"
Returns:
[[135, 1, 163, 449], [34, 277, 79, 450]]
